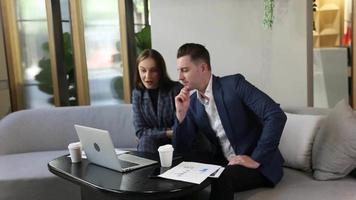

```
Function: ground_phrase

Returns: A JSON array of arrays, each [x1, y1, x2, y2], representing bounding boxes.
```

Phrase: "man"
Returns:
[[173, 43, 287, 200]]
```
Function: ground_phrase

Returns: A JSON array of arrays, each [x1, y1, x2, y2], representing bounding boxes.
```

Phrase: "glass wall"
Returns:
[[1, 0, 150, 113], [133, 0, 150, 32], [82, 0, 124, 105], [16, 0, 52, 108], [133, 0, 151, 55]]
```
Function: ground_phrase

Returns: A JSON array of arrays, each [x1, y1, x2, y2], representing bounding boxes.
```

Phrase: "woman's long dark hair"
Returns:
[[134, 49, 175, 91]]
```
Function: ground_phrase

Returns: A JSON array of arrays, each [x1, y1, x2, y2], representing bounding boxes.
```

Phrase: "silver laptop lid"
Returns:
[[74, 124, 124, 172], [74, 124, 157, 172]]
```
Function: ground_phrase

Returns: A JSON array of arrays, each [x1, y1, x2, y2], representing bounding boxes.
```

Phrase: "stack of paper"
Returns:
[[158, 162, 224, 184]]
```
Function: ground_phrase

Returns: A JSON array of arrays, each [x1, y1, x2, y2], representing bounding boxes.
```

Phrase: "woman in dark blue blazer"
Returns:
[[132, 49, 182, 153]]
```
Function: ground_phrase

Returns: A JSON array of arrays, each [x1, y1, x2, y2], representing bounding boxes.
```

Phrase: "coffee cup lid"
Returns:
[[158, 144, 174, 152], [68, 142, 81, 149]]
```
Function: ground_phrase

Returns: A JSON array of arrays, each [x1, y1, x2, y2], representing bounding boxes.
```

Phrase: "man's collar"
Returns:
[[205, 74, 213, 95], [197, 75, 213, 105]]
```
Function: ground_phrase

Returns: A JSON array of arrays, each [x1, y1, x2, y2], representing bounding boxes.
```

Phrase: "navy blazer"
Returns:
[[132, 82, 182, 153], [173, 74, 287, 185]]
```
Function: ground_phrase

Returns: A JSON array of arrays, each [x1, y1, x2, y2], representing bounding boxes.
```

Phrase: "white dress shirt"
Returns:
[[197, 75, 236, 161]]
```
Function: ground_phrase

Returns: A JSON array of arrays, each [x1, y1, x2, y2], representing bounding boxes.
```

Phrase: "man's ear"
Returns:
[[201, 63, 209, 72]]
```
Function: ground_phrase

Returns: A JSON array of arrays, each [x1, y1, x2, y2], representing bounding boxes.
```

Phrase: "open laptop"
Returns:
[[74, 124, 157, 172]]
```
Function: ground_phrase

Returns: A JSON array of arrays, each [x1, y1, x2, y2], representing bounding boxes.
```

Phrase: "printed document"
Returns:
[[158, 162, 222, 184]]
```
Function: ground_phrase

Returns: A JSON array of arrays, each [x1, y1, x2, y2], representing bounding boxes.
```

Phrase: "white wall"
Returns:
[[151, 0, 311, 107]]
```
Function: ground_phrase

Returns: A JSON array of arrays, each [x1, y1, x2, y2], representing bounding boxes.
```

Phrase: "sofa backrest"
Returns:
[[0, 104, 333, 155], [282, 106, 331, 116], [0, 104, 137, 155]]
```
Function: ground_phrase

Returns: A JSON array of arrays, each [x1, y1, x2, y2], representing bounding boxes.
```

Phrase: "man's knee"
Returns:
[[212, 165, 238, 189]]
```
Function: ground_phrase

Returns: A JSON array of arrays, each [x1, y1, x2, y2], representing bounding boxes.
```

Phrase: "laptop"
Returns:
[[74, 124, 157, 172]]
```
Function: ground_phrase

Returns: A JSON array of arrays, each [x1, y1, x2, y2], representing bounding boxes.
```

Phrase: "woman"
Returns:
[[132, 49, 182, 153]]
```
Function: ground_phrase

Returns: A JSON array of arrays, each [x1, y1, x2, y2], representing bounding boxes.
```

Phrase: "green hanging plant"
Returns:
[[263, 0, 275, 29]]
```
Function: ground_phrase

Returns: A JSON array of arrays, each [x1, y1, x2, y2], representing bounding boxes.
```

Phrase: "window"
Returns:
[[1, 0, 143, 111]]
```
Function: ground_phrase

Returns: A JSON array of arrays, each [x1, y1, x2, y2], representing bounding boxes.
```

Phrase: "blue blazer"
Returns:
[[173, 74, 287, 185], [132, 82, 182, 153]]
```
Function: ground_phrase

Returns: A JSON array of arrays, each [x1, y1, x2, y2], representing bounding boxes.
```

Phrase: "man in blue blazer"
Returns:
[[173, 43, 287, 200]]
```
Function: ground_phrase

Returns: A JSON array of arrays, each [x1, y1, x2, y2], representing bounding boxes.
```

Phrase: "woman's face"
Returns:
[[138, 58, 160, 89]]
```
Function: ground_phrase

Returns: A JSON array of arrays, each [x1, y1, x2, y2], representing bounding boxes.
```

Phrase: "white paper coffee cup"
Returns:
[[158, 144, 174, 167], [68, 142, 82, 163]]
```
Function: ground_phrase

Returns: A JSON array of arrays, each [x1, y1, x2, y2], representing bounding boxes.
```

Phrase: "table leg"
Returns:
[[80, 185, 209, 200], [81, 186, 118, 200]]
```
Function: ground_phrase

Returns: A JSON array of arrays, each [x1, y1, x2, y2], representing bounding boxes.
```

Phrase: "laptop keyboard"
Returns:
[[118, 159, 139, 168]]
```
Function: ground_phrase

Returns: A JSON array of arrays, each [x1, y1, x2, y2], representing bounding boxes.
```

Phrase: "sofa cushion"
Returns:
[[234, 168, 356, 200], [312, 99, 356, 180], [279, 113, 324, 172], [198, 168, 356, 200], [0, 150, 80, 200]]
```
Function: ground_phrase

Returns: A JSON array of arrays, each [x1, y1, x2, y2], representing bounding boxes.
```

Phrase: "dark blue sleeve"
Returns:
[[233, 75, 287, 166], [172, 108, 198, 154]]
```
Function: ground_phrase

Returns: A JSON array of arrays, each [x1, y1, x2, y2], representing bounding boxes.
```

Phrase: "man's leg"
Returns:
[[209, 165, 272, 200]]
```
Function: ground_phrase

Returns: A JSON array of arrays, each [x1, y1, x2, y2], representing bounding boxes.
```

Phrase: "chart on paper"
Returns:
[[158, 162, 222, 184]]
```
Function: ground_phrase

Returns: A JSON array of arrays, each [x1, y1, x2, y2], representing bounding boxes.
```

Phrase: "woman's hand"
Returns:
[[166, 129, 173, 139]]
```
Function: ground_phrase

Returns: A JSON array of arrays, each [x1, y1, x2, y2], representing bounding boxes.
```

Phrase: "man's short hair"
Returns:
[[177, 43, 211, 70]]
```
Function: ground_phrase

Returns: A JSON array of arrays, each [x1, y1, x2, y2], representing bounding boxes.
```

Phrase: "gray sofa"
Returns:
[[0, 104, 355, 200], [232, 106, 356, 200], [0, 104, 137, 200]]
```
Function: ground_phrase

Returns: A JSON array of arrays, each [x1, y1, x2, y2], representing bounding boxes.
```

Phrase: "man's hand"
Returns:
[[175, 86, 190, 124], [228, 155, 260, 169]]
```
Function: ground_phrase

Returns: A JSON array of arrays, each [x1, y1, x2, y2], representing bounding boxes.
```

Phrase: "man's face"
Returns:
[[176, 55, 203, 90]]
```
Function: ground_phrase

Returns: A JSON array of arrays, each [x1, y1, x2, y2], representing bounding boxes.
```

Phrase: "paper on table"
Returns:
[[158, 162, 222, 184], [68, 148, 129, 159]]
